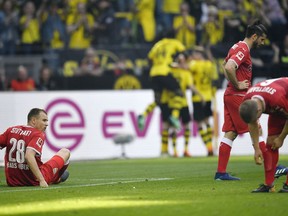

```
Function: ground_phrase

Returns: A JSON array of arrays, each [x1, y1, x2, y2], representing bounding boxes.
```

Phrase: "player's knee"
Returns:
[[225, 131, 237, 140], [58, 148, 70, 161], [63, 148, 71, 158]]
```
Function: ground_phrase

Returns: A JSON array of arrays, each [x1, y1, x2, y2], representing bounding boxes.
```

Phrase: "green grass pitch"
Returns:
[[0, 155, 287, 216]]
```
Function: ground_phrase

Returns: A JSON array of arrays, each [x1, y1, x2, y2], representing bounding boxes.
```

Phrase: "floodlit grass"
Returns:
[[0, 155, 287, 216]]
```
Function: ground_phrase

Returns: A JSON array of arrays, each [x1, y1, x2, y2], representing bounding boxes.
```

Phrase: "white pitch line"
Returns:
[[0, 178, 173, 193], [71, 178, 165, 181]]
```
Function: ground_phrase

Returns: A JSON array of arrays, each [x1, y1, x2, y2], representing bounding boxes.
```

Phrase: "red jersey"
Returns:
[[0, 125, 45, 186], [224, 41, 252, 96], [243, 78, 288, 117]]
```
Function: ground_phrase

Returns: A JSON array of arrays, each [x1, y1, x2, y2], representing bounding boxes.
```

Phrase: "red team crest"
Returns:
[[236, 51, 245, 61], [36, 138, 44, 148]]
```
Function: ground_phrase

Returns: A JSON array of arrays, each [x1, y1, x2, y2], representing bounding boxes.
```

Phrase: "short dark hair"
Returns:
[[27, 108, 47, 122], [239, 100, 258, 123], [245, 19, 268, 38]]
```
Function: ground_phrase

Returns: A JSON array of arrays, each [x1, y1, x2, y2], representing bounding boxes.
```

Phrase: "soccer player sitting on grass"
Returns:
[[239, 78, 288, 193], [0, 108, 70, 187]]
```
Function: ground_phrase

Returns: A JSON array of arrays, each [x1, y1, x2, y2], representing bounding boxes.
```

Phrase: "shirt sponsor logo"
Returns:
[[7, 162, 29, 170]]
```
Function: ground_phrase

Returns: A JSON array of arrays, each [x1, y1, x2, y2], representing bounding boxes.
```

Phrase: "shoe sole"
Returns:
[[60, 171, 69, 183], [215, 178, 240, 181]]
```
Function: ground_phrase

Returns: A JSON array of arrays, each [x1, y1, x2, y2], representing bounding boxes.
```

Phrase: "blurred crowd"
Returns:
[[0, 0, 287, 53], [0, 0, 288, 91]]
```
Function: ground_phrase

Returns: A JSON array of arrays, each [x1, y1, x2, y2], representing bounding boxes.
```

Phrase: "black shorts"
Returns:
[[180, 106, 191, 124], [193, 101, 212, 122], [160, 103, 170, 122], [160, 104, 191, 124], [150, 74, 180, 93]]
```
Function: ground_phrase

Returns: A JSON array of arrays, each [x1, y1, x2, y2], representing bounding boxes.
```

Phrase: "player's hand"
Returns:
[[271, 137, 284, 150], [254, 149, 263, 165], [39, 179, 49, 188], [237, 80, 249, 90]]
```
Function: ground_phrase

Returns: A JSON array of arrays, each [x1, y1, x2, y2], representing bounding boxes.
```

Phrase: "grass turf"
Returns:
[[0, 155, 287, 216]]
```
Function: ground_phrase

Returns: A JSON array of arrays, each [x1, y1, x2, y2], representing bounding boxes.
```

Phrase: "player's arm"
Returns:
[[248, 121, 263, 165], [0, 129, 9, 149], [223, 60, 249, 90], [272, 120, 288, 150], [0, 135, 6, 149], [25, 148, 48, 187]]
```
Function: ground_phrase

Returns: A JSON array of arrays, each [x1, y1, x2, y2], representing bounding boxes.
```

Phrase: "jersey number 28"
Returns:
[[9, 138, 25, 163]]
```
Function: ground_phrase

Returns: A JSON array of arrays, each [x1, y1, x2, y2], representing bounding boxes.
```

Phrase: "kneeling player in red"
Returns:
[[0, 108, 70, 187]]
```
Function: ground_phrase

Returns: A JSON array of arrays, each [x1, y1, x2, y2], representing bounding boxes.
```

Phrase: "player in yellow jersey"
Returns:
[[138, 30, 186, 130], [166, 61, 205, 157], [141, 52, 204, 157], [188, 46, 218, 156]]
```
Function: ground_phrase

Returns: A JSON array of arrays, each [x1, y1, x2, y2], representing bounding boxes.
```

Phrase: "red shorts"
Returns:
[[268, 115, 286, 136], [222, 94, 248, 134], [40, 155, 65, 184]]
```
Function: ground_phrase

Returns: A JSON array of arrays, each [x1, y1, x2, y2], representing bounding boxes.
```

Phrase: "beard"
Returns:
[[252, 41, 259, 49]]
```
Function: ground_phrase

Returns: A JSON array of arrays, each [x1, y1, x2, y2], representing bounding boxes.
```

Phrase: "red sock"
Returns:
[[217, 142, 232, 173], [271, 147, 279, 181], [265, 145, 278, 186], [259, 142, 273, 185], [271, 148, 279, 169]]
